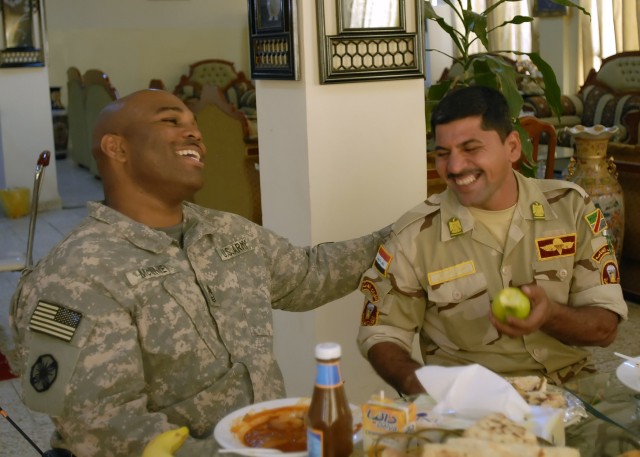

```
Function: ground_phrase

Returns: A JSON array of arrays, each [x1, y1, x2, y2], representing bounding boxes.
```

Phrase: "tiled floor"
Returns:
[[1, 156, 102, 456]]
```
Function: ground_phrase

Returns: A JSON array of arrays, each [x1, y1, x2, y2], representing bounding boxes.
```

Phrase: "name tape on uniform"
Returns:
[[217, 238, 252, 261], [427, 260, 476, 286], [126, 264, 175, 286]]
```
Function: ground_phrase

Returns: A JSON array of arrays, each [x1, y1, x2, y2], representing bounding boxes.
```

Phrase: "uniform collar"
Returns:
[[438, 171, 558, 242], [88, 201, 187, 252]]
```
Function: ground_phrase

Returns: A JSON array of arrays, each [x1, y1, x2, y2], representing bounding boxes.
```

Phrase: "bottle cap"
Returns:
[[315, 342, 341, 360]]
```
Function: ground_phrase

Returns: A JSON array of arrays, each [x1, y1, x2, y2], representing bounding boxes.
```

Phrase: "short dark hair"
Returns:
[[430, 86, 513, 142]]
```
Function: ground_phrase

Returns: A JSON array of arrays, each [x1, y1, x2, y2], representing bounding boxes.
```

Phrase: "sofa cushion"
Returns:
[[579, 85, 640, 142], [595, 55, 640, 93]]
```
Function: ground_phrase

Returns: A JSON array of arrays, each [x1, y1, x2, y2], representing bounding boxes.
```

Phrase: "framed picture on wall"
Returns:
[[247, 0, 300, 80], [0, 0, 46, 67], [1, 0, 35, 49], [533, 0, 568, 17]]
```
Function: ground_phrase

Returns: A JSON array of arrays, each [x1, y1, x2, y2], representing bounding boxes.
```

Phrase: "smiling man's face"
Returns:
[[118, 90, 206, 203], [434, 115, 521, 210]]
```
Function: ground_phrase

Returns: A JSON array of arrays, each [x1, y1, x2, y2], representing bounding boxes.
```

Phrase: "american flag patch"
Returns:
[[29, 302, 82, 342]]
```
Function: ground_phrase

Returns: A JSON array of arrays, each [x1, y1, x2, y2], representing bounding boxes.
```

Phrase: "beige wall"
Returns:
[[45, 0, 251, 100]]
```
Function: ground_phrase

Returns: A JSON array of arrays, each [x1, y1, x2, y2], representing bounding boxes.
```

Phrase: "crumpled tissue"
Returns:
[[415, 364, 531, 422], [415, 364, 566, 445]]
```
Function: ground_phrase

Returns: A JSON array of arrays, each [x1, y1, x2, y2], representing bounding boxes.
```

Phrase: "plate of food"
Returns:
[[213, 397, 362, 455], [504, 376, 588, 428], [616, 357, 640, 392]]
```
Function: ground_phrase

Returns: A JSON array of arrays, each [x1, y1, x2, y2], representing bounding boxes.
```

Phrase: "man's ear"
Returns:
[[100, 134, 127, 163], [506, 130, 522, 163]]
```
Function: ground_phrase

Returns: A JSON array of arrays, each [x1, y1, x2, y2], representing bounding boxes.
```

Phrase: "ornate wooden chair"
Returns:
[[66, 67, 89, 169]]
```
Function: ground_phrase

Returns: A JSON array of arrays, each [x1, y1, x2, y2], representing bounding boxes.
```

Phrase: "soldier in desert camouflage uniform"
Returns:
[[10, 89, 390, 456], [357, 86, 627, 395]]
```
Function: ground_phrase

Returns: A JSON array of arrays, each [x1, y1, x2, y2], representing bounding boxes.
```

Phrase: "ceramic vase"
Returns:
[[566, 125, 624, 262]]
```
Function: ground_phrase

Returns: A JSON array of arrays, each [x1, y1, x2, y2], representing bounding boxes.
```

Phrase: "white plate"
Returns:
[[213, 397, 362, 456], [616, 356, 640, 392]]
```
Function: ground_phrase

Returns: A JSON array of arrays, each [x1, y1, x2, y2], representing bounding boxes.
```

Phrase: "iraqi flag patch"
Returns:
[[373, 245, 392, 277]]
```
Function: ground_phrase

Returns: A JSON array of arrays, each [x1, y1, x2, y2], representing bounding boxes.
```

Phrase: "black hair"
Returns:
[[430, 86, 513, 142]]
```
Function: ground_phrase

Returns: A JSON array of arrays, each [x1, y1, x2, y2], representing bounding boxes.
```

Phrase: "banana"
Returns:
[[141, 426, 189, 457]]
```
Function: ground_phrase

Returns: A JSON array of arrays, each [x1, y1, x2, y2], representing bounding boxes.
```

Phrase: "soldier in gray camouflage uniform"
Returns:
[[10, 89, 390, 456], [357, 86, 627, 395]]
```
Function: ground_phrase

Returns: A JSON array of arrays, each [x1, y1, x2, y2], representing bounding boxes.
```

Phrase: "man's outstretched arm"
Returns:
[[367, 341, 425, 396]]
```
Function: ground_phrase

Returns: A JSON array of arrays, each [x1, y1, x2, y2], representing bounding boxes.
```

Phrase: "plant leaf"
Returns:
[[484, 0, 520, 16], [544, 0, 590, 17], [463, 10, 489, 50]]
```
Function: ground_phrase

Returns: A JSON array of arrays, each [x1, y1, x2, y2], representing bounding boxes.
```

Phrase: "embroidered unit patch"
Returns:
[[360, 279, 380, 303], [373, 246, 392, 277], [30, 354, 58, 392], [535, 234, 577, 260], [361, 301, 378, 326], [585, 208, 608, 235], [602, 260, 620, 284], [592, 244, 611, 263], [29, 302, 82, 342], [427, 260, 476, 286]]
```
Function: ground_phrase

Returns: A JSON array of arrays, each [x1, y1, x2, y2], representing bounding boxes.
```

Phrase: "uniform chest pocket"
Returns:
[[428, 272, 488, 305], [427, 272, 498, 349], [532, 258, 572, 304]]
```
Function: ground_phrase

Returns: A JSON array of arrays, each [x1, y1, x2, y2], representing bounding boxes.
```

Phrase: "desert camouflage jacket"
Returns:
[[357, 172, 627, 385], [11, 201, 389, 457]]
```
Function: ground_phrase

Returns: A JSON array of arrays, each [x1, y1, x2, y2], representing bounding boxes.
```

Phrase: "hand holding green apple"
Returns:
[[491, 287, 531, 322]]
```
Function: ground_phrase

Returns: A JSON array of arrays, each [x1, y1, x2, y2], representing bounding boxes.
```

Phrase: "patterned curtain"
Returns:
[[453, 0, 532, 59], [346, 0, 400, 28], [577, 0, 640, 84]]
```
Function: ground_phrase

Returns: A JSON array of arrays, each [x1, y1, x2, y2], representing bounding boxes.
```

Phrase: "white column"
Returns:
[[0, 68, 60, 211], [257, 1, 427, 403]]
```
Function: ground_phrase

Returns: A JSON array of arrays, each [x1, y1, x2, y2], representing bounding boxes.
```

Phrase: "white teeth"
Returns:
[[455, 174, 477, 186], [177, 149, 201, 161]]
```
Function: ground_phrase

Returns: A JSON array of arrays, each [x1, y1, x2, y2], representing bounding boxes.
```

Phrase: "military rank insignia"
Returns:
[[531, 202, 545, 219], [535, 234, 577, 260], [29, 301, 82, 342], [373, 246, 392, 277], [30, 354, 58, 392], [585, 208, 608, 235], [601, 260, 620, 284], [361, 301, 378, 326], [448, 217, 463, 237]]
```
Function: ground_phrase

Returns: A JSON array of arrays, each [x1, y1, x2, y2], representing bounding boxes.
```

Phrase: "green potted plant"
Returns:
[[424, 0, 588, 176]]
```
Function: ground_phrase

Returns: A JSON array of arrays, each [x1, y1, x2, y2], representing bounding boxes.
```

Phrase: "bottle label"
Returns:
[[315, 361, 342, 388], [307, 427, 323, 457]]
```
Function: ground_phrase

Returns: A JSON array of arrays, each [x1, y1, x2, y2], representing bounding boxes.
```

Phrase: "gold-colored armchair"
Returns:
[[190, 85, 261, 224]]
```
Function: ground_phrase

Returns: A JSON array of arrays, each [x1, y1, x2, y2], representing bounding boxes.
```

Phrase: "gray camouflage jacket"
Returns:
[[11, 201, 389, 457]]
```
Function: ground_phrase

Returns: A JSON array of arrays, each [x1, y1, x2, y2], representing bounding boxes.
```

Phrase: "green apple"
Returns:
[[491, 287, 531, 322]]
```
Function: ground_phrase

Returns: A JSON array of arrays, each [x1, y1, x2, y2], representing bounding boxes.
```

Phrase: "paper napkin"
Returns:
[[415, 364, 531, 423]]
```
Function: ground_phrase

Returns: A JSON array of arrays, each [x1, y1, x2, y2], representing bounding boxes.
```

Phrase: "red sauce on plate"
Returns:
[[237, 405, 308, 452]]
